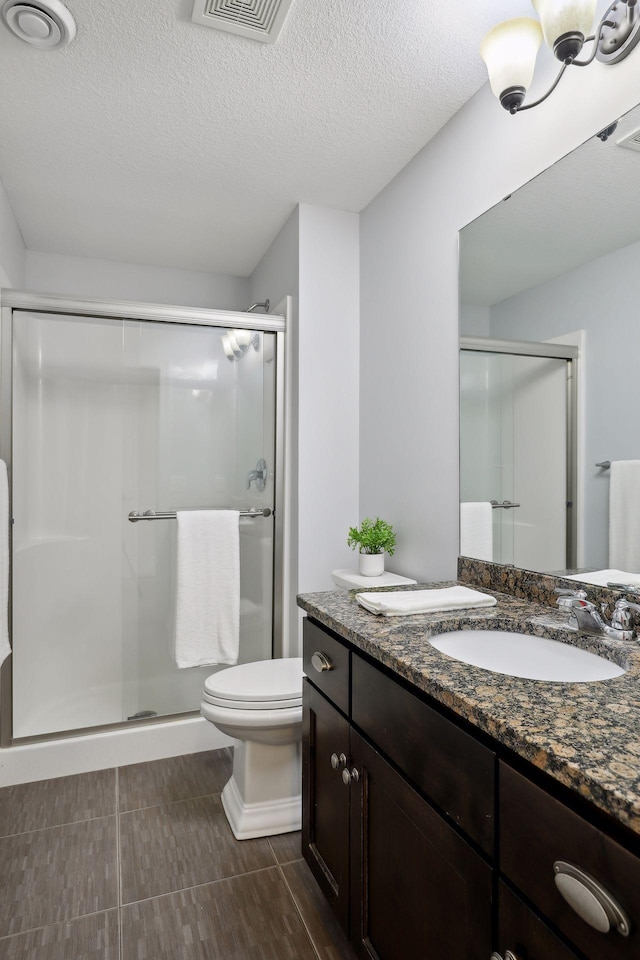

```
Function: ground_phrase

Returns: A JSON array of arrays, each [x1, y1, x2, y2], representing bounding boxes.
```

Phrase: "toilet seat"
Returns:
[[202, 691, 301, 710], [203, 657, 302, 710]]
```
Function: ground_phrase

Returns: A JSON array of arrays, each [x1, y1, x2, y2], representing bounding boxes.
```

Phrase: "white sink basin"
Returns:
[[429, 630, 625, 682]]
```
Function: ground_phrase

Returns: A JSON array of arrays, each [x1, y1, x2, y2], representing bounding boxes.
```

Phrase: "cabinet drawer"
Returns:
[[352, 652, 495, 854], [497, 882, 579, 960], [303, 618, 350, 715], [500, 762, 640, 960]]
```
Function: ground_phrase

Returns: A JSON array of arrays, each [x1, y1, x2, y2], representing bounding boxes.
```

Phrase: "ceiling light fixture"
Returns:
[[221, 330, 260, 363], [0, 0, 76, 49], [481, 0, 640, 114]]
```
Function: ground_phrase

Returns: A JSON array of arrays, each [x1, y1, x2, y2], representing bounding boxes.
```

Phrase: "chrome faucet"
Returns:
[[555, 588, 638, 641]]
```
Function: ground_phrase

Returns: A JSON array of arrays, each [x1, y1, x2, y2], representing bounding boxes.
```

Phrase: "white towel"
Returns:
[[460, 502, 493, 562], [355, 586, 497, 617], [609, 461, 640, 572], [565, 569, 640, 588], [174, 510, 240, 668], [0, 462, 10, 667]]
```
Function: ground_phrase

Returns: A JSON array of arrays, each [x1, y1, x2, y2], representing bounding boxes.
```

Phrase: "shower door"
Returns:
[[11, 310, 277, 739], [460, 348, 571, 572]]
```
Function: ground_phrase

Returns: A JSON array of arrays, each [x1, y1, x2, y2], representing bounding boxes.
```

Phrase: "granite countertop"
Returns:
[[297, 583, 640, 836]]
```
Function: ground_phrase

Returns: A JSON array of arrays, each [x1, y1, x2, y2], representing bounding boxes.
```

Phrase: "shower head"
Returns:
[[246, 300, 270, 314]]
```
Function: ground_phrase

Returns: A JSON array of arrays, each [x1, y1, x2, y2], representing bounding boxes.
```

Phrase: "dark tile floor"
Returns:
[[0, 749, 356, 960]]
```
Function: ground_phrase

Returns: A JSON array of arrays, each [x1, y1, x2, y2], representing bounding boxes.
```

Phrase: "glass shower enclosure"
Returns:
[[3, 297, 285, 742], [460, 338, 577, 572]]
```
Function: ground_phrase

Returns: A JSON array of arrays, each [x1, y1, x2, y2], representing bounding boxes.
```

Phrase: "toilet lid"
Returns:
[[203, 657, 303, 705]]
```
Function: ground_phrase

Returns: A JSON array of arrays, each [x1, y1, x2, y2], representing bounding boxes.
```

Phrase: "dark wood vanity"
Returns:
[[301, 614, 640, 960]]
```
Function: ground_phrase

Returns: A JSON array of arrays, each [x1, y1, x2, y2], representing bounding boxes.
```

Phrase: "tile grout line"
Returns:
[[276, 857, 324, 960], [0, 908, 117, 943], [118, 787, 226, 817], [0, 810, 117, 841], [120, 863, 283, 910], [116, 767, 123, 960]]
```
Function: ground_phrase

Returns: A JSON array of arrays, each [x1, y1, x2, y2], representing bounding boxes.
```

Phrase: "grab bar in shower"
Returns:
[[128, 507, 272, 522]]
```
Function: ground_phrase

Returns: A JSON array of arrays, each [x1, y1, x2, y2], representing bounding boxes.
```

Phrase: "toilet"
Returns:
[[201, 657, 303, 840]]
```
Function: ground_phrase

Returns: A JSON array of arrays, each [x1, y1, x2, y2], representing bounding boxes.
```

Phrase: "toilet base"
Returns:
[[221, 739, 302, 840]]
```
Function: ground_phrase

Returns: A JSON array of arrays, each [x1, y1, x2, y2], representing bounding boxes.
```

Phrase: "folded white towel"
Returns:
[[0, 462, 10, 667], [355, 586, 497, 617], [609, 460, 640, 572], [174, 510, 240, 668], [460, 502, 493, 562], [565, 569, 640, 588]]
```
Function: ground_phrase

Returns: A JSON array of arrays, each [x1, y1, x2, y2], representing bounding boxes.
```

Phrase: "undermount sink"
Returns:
[[429, 630, 625, 683]]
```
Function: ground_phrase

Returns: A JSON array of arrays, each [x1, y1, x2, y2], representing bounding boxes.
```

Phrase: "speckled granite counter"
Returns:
[[298, 583, 640, 836]]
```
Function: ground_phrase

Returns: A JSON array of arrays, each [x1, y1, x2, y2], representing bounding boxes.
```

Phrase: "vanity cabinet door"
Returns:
[[496, 882, 580, 960], [302, 678, 351, 931], [348, 728, 492, 960], [500, 763, 640, 960]]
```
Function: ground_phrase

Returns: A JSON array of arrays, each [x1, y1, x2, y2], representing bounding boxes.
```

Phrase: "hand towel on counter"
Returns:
[[174, 510, 240, 668], [355, 586, 497, 617], [460, 502, 493, 562], [565, 568, 640, 588], [0, 462, 10, 667], [609, 460, 640, 572]]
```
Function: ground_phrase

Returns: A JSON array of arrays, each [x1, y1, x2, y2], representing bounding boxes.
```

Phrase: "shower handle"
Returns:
[[247, 459, 267, 492]]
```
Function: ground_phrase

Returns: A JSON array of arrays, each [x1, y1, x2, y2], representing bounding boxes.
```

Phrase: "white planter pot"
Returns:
[[359, 553, 384, 577]]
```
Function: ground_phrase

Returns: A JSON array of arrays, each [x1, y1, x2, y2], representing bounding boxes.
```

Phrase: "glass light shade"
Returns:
[[532, 0, 597, 49], [480, 18, 543, 101]]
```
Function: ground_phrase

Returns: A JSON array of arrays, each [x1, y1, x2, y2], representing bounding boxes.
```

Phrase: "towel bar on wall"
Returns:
[[596, 461, 611, 469], [490, 500, 521, 509], [128, 507, 272, 522]]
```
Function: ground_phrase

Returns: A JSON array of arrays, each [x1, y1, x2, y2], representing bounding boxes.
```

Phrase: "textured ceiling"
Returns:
[[0, 0, 536, 276], [460, 102, 640, 307]]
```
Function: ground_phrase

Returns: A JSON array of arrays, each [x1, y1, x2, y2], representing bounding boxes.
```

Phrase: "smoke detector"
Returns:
[[192, 0, 294, 44], [1, 0, 75, 49]]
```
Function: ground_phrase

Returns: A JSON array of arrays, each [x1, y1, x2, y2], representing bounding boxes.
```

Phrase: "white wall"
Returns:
[[249, 205, 360, 651], [250, 209, 300, 311], [360, 37, 640, 582], [460, 303, 490, 337], [249, 209, 301, 653], [298, 205, 360, 593], [26, 251, 249, 310], [490, 239, 640, 568], [0, 175, 25, 288]]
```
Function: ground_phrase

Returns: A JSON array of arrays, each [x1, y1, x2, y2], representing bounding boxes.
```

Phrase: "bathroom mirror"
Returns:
[[459, 100, 640, 586]]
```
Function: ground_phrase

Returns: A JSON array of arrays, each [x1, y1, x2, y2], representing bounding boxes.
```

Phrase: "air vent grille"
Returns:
[[617, 126, 640, 153], [192, 0, 294, 43]]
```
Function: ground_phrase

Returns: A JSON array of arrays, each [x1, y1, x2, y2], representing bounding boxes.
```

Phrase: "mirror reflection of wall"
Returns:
[[459, 100, 640, 583]]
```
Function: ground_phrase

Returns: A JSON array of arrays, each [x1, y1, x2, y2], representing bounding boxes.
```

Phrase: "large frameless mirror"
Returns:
[[459, 100, 640, 589]]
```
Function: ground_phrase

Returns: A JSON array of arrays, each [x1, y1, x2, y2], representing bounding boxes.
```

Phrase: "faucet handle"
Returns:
[[555, 587, 587, 600]]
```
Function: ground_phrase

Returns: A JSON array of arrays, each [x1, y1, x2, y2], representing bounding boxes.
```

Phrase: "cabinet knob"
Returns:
[[311, 651, 334, 673], [342, 767, 360, 786], [330, 752, 347, 770], [553, 861, 630, 936]]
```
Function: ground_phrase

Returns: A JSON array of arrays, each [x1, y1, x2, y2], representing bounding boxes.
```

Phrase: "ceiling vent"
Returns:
[[192, 0, 294, 44], [617, 126, 640, 153]]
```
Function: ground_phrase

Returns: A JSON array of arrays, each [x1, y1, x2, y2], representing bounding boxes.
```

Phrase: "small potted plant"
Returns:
[[347, 517, 396, 577]]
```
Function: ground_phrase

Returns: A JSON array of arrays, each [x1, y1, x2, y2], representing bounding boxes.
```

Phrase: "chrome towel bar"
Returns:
[[128, 507, 272, 522], [596, 461, 611, 469], [490, 500, 520, 510]]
